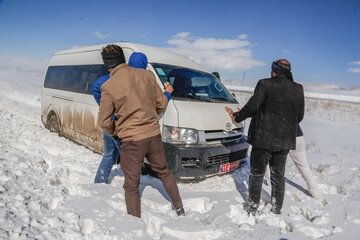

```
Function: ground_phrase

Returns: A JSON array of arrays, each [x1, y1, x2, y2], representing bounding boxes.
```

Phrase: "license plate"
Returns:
[[219, 160, 240, 174]]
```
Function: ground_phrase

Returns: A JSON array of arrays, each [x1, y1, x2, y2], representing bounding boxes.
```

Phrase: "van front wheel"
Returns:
[[48, 114, 60, 134]]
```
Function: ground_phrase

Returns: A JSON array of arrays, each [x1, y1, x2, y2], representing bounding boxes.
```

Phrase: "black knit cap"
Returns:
[[272, 60, 293, 80], [272, 61, 291, 74], [101, 44, 126, 69]]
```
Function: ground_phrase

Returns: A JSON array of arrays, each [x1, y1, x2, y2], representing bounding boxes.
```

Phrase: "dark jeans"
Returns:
[[120, 134, 183, 218], [248, 147, 288, 211]]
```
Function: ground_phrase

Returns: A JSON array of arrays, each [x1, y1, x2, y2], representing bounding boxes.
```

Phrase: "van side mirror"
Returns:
[[232, 93, 236, 97]]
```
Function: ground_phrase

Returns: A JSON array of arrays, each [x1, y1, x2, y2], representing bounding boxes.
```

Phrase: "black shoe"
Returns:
[[243, 202, 257, 216], [270, 206, 281, 215], [176, 207, 186, 216], [141, 163, 159, 178]]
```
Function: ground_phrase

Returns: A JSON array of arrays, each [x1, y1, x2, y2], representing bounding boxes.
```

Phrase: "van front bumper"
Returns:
[[164, 138, 249, 182]]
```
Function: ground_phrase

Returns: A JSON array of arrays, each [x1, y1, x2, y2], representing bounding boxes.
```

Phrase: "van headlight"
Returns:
[[162, 126, 198, 144]]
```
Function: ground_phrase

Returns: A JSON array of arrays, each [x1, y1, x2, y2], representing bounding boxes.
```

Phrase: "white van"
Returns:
[[41, 42, 249, 182]]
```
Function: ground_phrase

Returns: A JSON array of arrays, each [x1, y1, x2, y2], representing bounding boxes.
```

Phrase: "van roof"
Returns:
[[54, 42, 207, 72]]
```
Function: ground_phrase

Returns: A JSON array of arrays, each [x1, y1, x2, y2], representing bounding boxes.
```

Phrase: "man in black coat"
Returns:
[[225, 59, 304, 215]]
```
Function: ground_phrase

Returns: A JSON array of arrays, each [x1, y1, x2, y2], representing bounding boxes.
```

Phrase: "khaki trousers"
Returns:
[[120, 134, 183, 218], [265, 136, 322, 199]]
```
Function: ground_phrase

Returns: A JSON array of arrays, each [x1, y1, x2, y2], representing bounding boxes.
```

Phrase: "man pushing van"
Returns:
[[98, 44, 184, 218]]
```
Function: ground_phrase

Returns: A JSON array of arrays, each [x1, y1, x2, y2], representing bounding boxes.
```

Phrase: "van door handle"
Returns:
[[51, 95, 74, 102]]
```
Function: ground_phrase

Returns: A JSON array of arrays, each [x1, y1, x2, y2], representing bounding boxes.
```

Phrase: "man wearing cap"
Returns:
[[225, 59, 304, 215], [93, 51, 171, 185], [98, 44, 184, 218]]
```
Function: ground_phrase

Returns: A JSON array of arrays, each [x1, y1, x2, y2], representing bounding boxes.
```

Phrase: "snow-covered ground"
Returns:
[[1, 69, 360, 239]]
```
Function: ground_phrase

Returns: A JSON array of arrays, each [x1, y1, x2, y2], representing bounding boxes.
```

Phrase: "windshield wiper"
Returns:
[[173, 93, 211, 102], [209, 97, 231, 102]]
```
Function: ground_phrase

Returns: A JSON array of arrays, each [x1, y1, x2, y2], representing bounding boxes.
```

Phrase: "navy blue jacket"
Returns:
[[92, 74, 110, 106], [129, 52, 148, 69]]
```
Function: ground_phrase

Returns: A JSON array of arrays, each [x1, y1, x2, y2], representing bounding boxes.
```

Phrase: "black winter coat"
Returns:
[[234, 74, 304, 150]]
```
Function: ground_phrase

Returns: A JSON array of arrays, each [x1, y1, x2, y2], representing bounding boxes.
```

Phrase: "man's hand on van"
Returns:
[[164, 82, 173, 94], [225, 106, 234, 122], [225, 107, 241, 124]]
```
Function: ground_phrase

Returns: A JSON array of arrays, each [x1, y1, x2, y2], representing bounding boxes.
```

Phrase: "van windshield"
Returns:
[[151, 63, 237, 103]]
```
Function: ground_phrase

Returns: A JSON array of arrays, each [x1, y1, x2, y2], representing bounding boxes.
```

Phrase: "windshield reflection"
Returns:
[[152, 63, 237, 103]]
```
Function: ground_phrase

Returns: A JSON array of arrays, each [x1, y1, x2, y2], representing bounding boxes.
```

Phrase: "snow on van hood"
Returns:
[[172, 100, 244, 131]]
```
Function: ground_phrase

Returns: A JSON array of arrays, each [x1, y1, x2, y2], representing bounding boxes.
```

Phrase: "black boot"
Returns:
[[270, 205, 281, 215], [243, 201, 258, 216], [175, 207, 186, 216]]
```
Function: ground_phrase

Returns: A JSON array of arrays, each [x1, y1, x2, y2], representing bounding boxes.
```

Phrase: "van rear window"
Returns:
[[44, 65, 109, 94]]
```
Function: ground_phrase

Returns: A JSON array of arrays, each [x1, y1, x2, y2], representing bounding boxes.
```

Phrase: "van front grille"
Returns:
[[204, 128, 244, 144], [181, 157, 201, 168], [207, 149, 248, 166]]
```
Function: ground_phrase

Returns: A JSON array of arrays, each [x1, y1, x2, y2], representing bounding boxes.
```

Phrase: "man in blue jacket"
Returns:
[[93, 52, 172, 184]]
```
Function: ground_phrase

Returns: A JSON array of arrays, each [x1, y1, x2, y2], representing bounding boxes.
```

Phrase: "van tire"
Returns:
[[48, 114, 60, 134]]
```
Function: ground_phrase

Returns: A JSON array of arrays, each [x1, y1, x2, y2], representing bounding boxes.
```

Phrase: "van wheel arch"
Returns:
[[46, 112, 61, 134]]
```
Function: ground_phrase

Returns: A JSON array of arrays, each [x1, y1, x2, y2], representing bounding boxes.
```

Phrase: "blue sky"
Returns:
[[1, 0, 360, 86]]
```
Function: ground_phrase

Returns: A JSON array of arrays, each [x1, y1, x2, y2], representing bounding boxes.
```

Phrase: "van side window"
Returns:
[[85, 65, 109, 94], [44, 65, 90, 93], [44, 65, 109, 94]]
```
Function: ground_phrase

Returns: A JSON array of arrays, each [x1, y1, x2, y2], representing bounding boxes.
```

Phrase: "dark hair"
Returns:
[[212, 72, 220, 80], [101, 44, 126, 69]]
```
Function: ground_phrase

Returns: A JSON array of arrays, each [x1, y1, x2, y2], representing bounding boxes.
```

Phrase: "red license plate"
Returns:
[[219, 160, 240, 173]]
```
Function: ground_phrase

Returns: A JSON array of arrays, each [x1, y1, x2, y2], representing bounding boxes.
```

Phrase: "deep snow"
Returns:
[[1, 69, 360, 239]]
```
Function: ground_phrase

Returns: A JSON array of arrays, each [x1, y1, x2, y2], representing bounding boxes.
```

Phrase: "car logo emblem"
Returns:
[[226, 123, 232, 131]]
